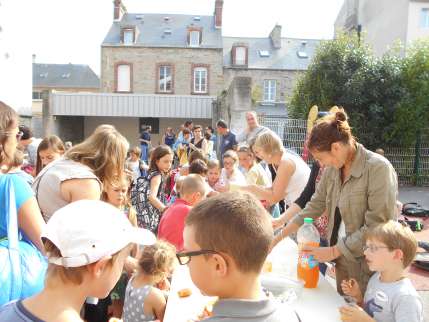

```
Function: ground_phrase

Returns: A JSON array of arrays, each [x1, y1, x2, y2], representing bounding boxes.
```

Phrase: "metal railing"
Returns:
[[259, 116, 429, 186]]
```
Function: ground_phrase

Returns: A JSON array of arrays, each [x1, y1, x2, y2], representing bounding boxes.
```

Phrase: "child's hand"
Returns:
[[339, 305, 374, 322], [341, 278, 361, 301], [156, 277, 171, 291]]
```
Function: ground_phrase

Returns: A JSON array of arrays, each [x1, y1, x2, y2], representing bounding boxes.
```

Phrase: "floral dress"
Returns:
[[131, 170, 168, 234]]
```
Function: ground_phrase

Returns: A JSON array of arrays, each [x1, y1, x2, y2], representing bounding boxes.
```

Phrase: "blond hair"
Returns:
[[138, 241, 176, 282], [254, 130, 283, 155], [366, 220, 418, 268], [65, 125, 129, 184], [180, 174, 206, 196], [101, 172, 137, 227], [207, 159, 220, 170], [0, 101, 18, 171]]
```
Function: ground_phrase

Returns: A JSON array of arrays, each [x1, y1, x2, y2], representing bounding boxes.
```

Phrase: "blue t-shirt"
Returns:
[[0, 300, 45, 322], [0, 173, 34, 238], [140, 131, 151, 146], [220, 131, 237, 156]]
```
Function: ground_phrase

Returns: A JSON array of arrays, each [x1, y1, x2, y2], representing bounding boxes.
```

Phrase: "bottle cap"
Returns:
[[304, 217, 313, 224]]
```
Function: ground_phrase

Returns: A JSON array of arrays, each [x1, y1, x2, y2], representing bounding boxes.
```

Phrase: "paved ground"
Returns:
[[398, 187, 429, 321]]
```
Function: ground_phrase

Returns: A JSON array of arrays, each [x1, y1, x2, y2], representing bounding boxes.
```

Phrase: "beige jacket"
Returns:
[[292, 143, 398, 262]]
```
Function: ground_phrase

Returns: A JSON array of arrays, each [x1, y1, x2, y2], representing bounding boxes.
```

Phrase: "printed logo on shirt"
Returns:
[[364, 291, 388, 317]]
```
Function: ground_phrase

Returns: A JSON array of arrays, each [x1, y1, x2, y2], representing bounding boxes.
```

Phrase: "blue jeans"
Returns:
[[140, 144, 148, 163]]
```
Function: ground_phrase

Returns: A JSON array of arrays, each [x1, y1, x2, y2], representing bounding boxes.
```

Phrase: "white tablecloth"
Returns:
[[164, 237, 345, 322]]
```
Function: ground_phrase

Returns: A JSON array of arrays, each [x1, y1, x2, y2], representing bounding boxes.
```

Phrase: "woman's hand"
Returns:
[[300, 245, 341, 263], [339, 305, 374, 322]]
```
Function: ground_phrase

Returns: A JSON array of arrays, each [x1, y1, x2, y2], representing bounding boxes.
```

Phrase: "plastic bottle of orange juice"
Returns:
[[297, 217, 320, 288]]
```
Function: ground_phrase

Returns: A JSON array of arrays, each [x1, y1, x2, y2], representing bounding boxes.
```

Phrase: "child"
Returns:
[[207, 159, 221, 189], [0, 200, 155, 322], [126, 146, 148, 183], [122, 241, 176, 322], [215, 151, 246, 192], [101, 174, 139, 318], [35, 135, 65, 175], [102, 174, 138, 227], [178, 192, 299, 321], [339, 220, 423, 322], [158, 174, 206, 250], [189, 159, 218, 197], [131, 145, 173, 233]]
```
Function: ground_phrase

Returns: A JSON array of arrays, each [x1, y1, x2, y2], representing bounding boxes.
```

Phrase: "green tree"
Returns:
[[392, 40, 429, 146], [289, 33, 406, 148]]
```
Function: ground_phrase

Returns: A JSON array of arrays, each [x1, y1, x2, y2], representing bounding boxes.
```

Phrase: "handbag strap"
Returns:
[[3, 174, 23, 298]]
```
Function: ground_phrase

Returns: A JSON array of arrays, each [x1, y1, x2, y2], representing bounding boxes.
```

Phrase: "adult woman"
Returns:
[[238, 131, 310, 208], [189, 125, 208, 157], [33, 124, 129, 221], [163, 127, 176, 150], [0, 101, 46, 304], [131, 145, 173, 233], [273, 110, 398, 294]]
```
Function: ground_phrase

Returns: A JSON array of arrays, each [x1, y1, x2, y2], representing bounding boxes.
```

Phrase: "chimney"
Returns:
[[32, 54, 36, 63], [214, 0, 223, 29], [269, 24, 282, 49], [113, 0, 127, 21]]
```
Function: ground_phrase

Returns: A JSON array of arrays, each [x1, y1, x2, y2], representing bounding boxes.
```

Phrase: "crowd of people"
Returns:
[[0, 100, 424, 322]]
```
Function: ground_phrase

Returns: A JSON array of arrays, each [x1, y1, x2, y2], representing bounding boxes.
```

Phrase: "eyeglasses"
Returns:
[[176, 249, 219, 265], [363, 245, 390, 253]]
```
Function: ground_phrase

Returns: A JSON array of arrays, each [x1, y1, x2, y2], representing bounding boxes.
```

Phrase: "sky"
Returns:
[[0, 0, 343, 111], [14, 0, 343, 75]]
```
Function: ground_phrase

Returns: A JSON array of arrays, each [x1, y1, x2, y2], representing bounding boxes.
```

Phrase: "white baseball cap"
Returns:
[[42, 199, 156, 268]]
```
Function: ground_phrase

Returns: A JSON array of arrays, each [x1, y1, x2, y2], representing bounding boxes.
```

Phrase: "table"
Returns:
[[164, 238, 346, 322]]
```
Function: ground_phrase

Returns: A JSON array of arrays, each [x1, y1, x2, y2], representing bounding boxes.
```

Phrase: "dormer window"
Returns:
[[188, 27, 202, 47], [122, 28, 135, 44], [232, 44, 248, 66]]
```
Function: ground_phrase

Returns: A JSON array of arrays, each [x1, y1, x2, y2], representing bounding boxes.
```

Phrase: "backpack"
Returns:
[[402, 202, 429, 218]]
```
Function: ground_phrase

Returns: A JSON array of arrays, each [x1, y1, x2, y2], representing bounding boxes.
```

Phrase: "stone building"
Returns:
[[223, 24, 319, 118], [335, 0, 429, 56], [96, 0, 224, 144]]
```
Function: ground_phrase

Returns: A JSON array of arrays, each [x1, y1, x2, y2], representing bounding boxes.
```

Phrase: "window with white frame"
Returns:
[[235, 47, 247, 65], [117, 64, 131, 92], [123, 29, 134, 44], [189, 30, 200, 47], [263, 80, 276, 102], [421, 8, 429, 28], [193, 67, 208, 93], [159, 65, 172, 92]]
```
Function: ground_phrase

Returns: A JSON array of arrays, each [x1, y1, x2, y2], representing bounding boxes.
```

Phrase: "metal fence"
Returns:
[[259, 115, 429, 186]]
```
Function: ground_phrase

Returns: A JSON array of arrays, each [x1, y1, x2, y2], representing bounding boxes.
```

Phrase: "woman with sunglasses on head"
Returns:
[[272, 109, 398, 295], [0, 101, 46, 305]]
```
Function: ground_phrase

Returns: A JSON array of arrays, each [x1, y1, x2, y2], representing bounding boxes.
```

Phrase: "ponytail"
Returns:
[[308, 108, 354, 152]]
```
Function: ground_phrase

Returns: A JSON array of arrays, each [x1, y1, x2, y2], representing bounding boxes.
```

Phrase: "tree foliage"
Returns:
[[289, 33, 429, 148]]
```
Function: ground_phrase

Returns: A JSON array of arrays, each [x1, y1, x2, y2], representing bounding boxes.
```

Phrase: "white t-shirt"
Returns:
[[363, 272, 424, 322], [127, 159, 141, 182], [26, 138, 42, 166], [281, 151, 310, 206], [220, 168, 246, 186]]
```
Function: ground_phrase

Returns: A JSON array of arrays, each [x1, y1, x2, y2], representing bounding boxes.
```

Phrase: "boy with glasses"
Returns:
[[177, 192, 298, 322], [339, 220, 423, 322]]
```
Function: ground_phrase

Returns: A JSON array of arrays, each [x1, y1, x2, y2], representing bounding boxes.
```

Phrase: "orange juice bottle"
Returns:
[[297, 218, 320, 288]]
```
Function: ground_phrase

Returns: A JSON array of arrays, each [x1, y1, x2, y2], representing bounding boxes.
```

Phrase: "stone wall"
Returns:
[[223, 68, 303, 105], [101, 47, 225, 96]]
